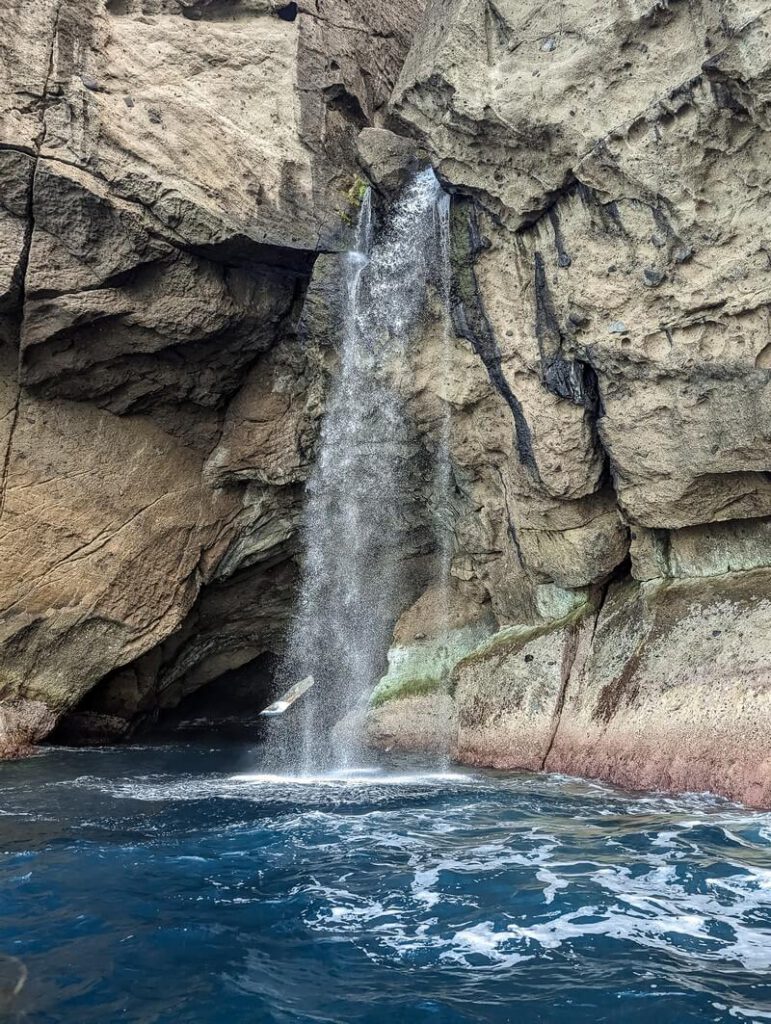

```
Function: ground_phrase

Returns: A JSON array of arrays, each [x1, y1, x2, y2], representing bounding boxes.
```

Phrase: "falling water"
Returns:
[[279, 169, 446, 772]]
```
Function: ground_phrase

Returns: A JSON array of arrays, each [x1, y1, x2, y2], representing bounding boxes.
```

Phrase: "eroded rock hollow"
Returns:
[[0, 0, 769, 806]]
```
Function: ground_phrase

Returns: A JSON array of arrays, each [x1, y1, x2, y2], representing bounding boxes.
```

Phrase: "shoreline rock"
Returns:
[[1, 0, 770, 812], [366, 570, 771, 808]]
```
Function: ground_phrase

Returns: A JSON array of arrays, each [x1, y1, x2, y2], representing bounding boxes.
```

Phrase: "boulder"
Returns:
[[357, 127, 430, 193]]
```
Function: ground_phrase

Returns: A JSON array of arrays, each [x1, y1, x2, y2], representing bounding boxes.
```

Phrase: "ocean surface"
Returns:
[[1, 744, 771, 1023]]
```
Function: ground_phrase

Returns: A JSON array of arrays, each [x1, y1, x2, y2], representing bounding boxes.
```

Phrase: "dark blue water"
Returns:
[[1, 744, 771, 1023]]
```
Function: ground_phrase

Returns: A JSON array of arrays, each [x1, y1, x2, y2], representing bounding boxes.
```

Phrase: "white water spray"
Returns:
[[431, 189, 455, 653], [279, 169, 448, 772]]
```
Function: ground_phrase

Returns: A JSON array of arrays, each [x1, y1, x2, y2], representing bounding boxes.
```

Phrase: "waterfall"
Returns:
[[279, 168, 447, 772]]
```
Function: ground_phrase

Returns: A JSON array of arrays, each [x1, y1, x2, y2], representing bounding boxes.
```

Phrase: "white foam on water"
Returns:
[[37, 756, 771, 985], [505, 904, 712, 951], [728, 1006, 771, 1020], [536, 866, 571, 905], [584, 863, 771, 970], [411, 865, 445, 910], [297, 799, 771, 976], [231, 769, 471, 788], [59, 767, 473, 804], [442, 922, 533, 970]]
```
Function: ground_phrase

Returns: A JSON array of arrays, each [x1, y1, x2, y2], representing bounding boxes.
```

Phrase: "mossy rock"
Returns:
[[346, 176, 369, 207], [370, 623, 493, 708], [338, 175, 370, 226], [370, 673, 448, 708], [450, 597, 594, 689]]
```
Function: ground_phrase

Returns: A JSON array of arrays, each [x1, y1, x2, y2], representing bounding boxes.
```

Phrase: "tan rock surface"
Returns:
[[391, 0, 771, 568], [367, 693, 456, 755], [357, 0, 771, 805], [0, 0, 770, 809], [452, 612, 592, 772], [0, 386, 239, 714], [370, 570, 771, 806], [0, 0, 424, 748], [546, 571, 771, 807]]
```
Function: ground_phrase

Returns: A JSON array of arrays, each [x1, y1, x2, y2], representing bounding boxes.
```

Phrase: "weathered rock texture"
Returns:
[[370, 570, 771, 806], [0, 0, 423, 746], [389, 0, 771, 594], [0, 0, 770, 805], [546, 571, 771, 808], [364, 0, 771, 806]]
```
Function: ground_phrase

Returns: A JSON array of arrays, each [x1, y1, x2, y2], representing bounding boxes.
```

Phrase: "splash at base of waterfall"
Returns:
[[233, 766, 463, 787]]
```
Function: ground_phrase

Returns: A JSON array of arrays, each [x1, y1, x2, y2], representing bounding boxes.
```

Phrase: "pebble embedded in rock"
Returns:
[[643, 268, 665, 287], [148, 108, 162, 125], [541, 36, 557, 52], [609, 321, 629, 334], [81, 75, 101, 92]]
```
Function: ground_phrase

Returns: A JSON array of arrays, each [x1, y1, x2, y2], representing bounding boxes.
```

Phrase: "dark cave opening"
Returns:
[[148, 651, 279, 739], [49, 651, 281, 747]]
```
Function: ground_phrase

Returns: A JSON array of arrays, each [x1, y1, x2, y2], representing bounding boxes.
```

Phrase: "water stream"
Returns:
[[6, 172, 768, 1024], [279, 170, 447, 772], [429, 186, 458, 672]]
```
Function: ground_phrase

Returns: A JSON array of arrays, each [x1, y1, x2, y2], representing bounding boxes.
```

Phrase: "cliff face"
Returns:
[[0, 0, 422, 747], [365, 0, 771, 806], [0, 0, 769, 804]]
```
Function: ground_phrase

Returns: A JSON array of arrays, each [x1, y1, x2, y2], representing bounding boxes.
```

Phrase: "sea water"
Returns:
[[1, 744, 771, 1022]]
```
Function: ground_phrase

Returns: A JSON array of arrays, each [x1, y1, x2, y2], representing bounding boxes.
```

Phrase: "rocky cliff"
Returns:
[[0, 0, 770, 806], [0, 0, 422, 747], [367, 0, 771, 807]]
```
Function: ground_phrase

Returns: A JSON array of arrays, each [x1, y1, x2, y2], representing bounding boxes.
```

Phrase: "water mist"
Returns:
[[277, 169, 452, 772]]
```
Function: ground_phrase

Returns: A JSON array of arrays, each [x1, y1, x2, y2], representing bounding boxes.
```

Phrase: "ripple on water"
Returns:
[[1, 747, 770, 1023]]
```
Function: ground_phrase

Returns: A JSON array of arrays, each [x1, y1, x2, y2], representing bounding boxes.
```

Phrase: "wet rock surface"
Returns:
[[364, 0, 771, 804], [0, 0, 422, 747]]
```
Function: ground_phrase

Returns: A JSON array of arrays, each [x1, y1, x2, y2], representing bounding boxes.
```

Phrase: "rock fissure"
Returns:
[[0, 0, 67, 528], [0, 394, 21, 527], [539, 623, 580, 771]]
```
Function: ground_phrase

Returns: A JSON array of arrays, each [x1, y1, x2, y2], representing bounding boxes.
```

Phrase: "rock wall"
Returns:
[[0, 0, 769, 805], [0, 0, 423, 748], [366, 0, 771, 807]]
